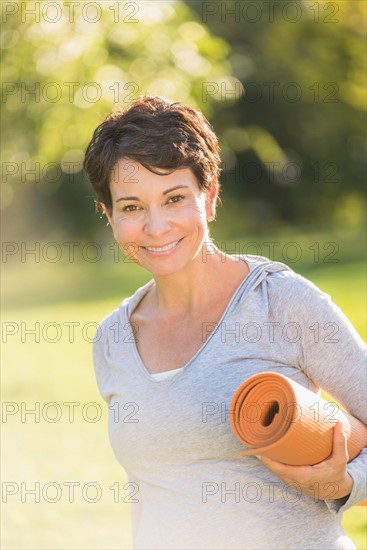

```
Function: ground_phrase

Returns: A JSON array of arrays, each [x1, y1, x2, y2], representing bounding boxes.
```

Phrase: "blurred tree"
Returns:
[[1, 0, 234, 240], [185, 0, 366, 236], [1, 0, 366, 241]]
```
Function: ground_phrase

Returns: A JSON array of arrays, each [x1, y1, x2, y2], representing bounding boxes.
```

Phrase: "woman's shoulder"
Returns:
[[95, 279, 155, 337], [243, 254, 331, 304]]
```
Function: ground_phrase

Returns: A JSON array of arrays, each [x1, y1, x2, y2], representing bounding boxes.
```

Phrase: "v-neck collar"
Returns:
[[121, 255, 286, 384]]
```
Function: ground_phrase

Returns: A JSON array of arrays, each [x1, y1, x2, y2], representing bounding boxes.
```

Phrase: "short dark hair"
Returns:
[[83, 95, 221, 214]]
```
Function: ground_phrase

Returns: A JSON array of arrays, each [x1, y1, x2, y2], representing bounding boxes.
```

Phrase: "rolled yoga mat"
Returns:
[[230, 372, 367, 505]]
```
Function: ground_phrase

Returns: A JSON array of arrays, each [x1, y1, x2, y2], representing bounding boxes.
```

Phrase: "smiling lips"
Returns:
[[143, 239, 182, 254]]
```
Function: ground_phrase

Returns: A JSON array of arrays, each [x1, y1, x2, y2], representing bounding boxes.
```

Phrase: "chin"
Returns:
[[142, 261, 188, 278]]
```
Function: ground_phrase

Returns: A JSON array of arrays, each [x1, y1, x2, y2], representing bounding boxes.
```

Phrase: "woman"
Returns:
[[84, 96, 366, 550]]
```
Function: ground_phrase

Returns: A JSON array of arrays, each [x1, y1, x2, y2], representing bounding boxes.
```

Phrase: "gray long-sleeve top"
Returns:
[[93, 256, 367, 550]]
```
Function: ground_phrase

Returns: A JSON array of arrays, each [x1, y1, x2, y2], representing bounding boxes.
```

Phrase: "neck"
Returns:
[[148, 242, 246, 319]]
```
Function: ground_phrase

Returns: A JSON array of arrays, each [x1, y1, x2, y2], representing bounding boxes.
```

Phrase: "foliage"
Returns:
[[185, 0, 367, 233], [1, 0, 232, 238], [2, 0, 365, 240]]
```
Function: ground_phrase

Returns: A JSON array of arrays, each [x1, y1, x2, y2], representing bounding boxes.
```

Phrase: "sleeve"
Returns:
[[289, 273, 367, 513], [92, 308, 121, 404]]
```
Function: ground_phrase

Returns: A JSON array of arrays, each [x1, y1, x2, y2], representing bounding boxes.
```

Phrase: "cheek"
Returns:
[[179, 199, 208, 223], [112, 216, 141, 242]]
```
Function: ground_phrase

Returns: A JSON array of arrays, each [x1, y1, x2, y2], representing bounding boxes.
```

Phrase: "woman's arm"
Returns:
[[257, 421, 354, 500], [262, 272, 366, 511]]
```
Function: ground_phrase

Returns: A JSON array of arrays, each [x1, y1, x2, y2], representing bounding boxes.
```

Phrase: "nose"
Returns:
[[143, 207, 172, 237]]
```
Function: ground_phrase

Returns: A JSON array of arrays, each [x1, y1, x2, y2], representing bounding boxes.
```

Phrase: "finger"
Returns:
[[256, 456, 303, 477], [330, 422, 349, 462]]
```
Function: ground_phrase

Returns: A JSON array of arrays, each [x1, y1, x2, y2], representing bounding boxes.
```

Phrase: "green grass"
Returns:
[[1, 229, 366, 549], [2, 299, 133, 549]]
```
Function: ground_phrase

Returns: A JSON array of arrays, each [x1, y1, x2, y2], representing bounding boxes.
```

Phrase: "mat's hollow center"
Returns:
[[262, 401, 279, 426]]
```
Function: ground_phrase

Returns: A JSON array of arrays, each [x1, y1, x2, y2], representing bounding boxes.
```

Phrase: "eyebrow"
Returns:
[[115, 185, 189, 203]]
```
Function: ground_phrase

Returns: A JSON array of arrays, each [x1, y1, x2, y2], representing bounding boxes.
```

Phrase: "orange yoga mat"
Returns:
[[230, 372, 367, 505]]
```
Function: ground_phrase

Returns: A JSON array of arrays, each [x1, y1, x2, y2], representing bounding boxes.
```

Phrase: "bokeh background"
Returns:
[[1, 1, 366, 548]]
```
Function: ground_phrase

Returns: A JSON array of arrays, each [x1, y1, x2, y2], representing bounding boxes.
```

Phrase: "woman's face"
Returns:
[[104, 159, 216, 276]]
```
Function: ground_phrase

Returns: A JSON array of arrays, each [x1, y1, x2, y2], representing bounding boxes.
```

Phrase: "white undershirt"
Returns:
[[150, 366, 185, 380]]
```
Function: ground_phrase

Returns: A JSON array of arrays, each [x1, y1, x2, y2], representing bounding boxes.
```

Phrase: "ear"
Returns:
[[206, 175, 218, 222], [99, 202, 113, 227]]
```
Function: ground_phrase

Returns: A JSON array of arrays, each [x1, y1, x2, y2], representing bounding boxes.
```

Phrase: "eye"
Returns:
[[122, 204, 140, 212], [167, 194, 185, 204], [121, 195, 184, 212]]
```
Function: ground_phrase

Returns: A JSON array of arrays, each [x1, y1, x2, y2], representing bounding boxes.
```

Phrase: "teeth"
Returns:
[[145, 240, 179, 252]]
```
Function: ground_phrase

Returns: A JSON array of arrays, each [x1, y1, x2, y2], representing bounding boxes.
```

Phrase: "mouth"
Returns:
[[142, 238, 183, 255]]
